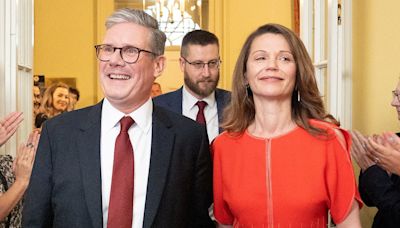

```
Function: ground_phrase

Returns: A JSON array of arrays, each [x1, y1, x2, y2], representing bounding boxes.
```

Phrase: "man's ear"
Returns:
[[179, 57, 185, 73], [154, 55, 166, 78]]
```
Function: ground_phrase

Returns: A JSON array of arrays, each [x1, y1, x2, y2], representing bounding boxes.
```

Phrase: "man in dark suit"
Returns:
[[154, 30, 230, 142], [23, 8, 213, 228]]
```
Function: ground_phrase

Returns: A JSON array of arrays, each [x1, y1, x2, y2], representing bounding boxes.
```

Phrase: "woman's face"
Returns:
[[52, 87, 69, 112], [245, 33, 296, 101]]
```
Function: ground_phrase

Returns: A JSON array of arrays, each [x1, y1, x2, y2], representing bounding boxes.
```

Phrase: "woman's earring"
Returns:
[[295, 85, 301, 103], [246, 84, 252, 98], [297, 90, 301, 102]]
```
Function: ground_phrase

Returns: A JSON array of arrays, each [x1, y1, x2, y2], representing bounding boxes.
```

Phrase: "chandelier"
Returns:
[[115, 0, 206, 46], [142, 0, 204, 46], [143, 0, 202, 24]]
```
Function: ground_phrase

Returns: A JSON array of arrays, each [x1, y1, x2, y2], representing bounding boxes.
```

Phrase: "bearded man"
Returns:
[[154, 30, 230, 142]]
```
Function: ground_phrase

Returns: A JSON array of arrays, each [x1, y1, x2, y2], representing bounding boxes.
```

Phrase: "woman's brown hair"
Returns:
[[38, 82, 69, 118], [222, 23, 338, 136]]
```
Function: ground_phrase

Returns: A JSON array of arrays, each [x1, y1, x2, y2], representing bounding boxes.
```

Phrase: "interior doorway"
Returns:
[[298, 0, 352, 128]]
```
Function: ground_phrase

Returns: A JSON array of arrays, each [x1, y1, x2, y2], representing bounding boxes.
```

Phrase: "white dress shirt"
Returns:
[[101, 98, 153, 228], [182, 86, 219, 142]]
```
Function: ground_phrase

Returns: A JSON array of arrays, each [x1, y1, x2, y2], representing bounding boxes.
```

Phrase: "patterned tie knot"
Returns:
[[120, 116, 134, 132], [196, 101, 207, 111]]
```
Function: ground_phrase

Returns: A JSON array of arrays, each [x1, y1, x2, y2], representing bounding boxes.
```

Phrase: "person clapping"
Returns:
[[0, 112, 38, 226], [351, 80, 400, 227]]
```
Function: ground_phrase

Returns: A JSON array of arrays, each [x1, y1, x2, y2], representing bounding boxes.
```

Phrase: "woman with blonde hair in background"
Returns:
[[212, 23, 362, 227], [34, 82, 69, 128]]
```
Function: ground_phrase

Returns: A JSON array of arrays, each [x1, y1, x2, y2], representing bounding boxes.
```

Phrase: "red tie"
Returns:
[[195, 101, 207, 125], [107, 116, 134, 228]]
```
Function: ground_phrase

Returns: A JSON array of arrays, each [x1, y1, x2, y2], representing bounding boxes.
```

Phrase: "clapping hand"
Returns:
[[366, 132, 400, 176], [13, 130, 39, 185], [0, 112, 23, 147], [350, 130, 375, 172]]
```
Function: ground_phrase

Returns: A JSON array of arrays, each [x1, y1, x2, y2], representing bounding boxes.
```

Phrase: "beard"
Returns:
[[184, 71, 219, 98]]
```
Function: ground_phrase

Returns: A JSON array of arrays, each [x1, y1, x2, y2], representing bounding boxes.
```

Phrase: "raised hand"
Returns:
[[13, 130, 40, 185], [367, 132, 400, 176], [350, 130, 375, 171], [0, 112, 23, 147]]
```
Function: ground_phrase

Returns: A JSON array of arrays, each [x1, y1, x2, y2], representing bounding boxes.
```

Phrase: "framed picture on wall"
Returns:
[[45, 77, 76, 89]]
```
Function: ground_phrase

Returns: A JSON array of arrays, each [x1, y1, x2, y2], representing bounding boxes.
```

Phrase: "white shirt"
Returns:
[[182, 86, 219, 142], [101, 98, 152, 228]]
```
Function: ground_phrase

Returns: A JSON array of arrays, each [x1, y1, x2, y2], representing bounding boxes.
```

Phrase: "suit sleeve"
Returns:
[[359, 169, 375, 206], [190, 128, 214, 228], [22, 122, 53, 227], [359, 165, 400, 222]]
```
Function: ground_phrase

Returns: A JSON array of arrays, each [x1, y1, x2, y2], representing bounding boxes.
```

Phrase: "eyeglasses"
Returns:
[[392, 90, 400, 100], [94, 44, 156, 64], [181, 56, 221, 70]]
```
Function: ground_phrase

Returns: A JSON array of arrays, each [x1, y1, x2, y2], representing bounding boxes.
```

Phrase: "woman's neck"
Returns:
[[248, 97, 296, 138], [51, 109, 62, 117]]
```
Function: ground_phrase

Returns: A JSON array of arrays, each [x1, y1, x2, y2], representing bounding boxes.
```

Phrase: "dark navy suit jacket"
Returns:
[[23, 101, 214, 228], [358, 132, 400, 228], [153, 87, 231, 133]]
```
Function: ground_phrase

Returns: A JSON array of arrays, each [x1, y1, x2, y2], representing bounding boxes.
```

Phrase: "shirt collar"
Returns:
[[102, 98, 153, 133], [182, 86, 216, 109]]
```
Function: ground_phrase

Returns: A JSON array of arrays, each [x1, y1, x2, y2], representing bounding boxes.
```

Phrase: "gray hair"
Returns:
[[105, 8, 166, 56]]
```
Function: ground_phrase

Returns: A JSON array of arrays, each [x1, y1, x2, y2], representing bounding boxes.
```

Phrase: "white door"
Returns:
[[300, 0, 352, 129], [0, 0, 34, 155]]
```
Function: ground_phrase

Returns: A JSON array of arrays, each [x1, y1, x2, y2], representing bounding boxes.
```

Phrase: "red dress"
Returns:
[[212, 120, 361, 227]]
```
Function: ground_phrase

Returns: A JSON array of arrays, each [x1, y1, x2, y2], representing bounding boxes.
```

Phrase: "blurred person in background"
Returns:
[[34, 82, 69, 128], [68, 87, 80, 111], [32, 86, 42, 117], [150, 82, 162, 98], [351, 79, 400, 228]]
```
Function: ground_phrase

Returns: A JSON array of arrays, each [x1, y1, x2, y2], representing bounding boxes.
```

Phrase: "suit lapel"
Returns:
[[77, 102, 103, 228], [215, 89, 225, 133], [170, 87, 183, 114], [143, 107, 175, 228]]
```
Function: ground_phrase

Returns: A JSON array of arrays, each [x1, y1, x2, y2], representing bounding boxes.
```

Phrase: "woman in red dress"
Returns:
[[212, 24, 362, 227]]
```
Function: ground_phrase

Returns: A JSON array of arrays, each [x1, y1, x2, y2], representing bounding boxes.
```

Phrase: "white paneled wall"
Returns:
[[17, 0, 34, 150], [300, 0, 352, 129], [0, 0, 33, 156]]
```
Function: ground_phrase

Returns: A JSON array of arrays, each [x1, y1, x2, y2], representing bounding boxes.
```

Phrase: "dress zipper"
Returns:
[[266, 138, 273, 227]]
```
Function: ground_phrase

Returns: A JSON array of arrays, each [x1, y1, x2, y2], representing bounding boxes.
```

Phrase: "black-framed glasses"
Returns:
[[393, 90, 400, 101], [94, 44, 156, 64], [181, 56, 221, 70]]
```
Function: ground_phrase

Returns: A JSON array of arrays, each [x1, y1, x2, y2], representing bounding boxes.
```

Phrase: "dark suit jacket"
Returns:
[[359, 166, 400, 228], [23, 101, 214, 228], [358, 132, 400, 228], [153, 87, 230, 133]]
